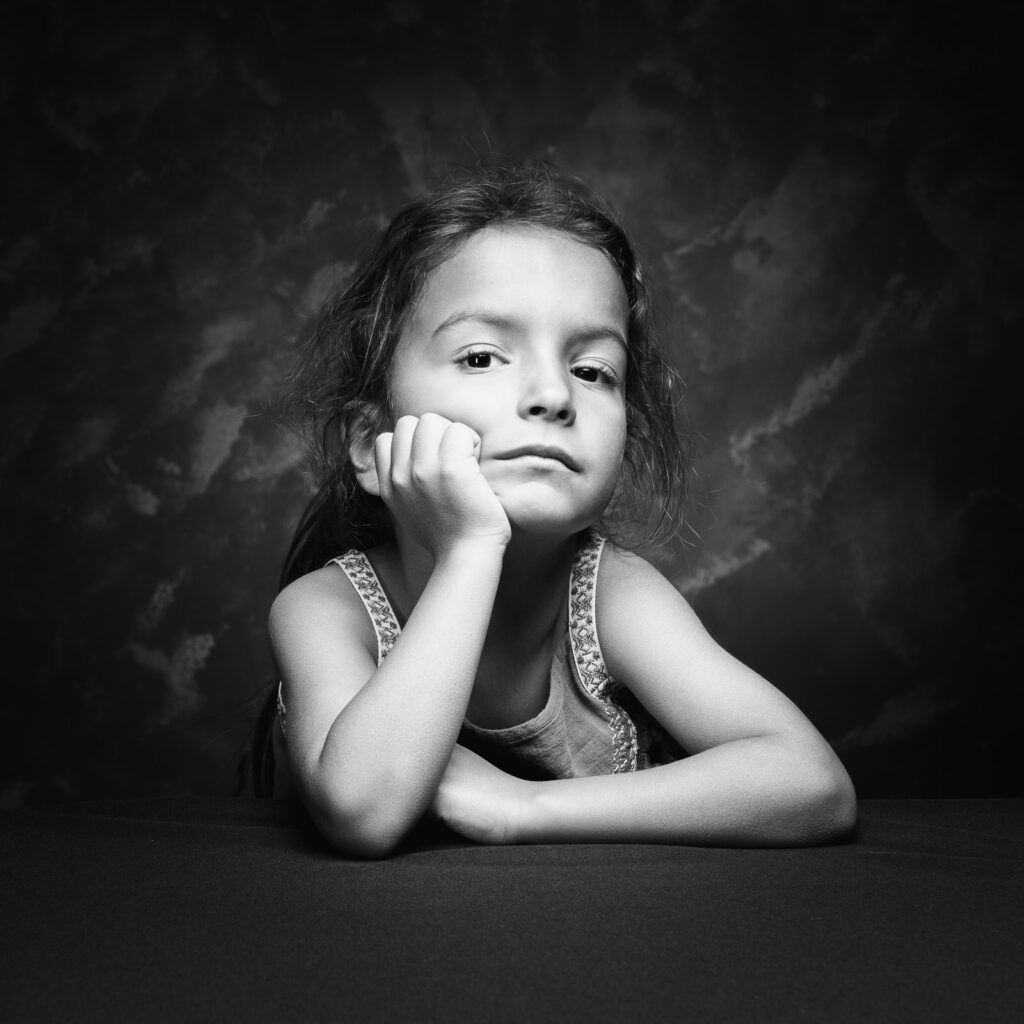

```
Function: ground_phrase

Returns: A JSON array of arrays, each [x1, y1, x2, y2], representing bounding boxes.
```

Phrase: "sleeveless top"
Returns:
[[277, 531, 680, 780]]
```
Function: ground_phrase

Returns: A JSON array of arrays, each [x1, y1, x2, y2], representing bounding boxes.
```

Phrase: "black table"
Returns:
[[3, 798, 1022, 1022]]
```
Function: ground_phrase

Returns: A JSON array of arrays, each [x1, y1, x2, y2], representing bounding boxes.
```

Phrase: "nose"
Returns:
[[518, 362, 576, 425]]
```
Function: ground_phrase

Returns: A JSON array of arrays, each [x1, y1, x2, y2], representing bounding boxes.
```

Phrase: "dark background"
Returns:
[[1, 0, 1020, 808]]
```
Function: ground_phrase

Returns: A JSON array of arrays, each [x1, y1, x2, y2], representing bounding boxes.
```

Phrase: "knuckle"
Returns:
[[449, 422, 480, 446], [437, 461, 464, 484], [410, 464, 432, 486]]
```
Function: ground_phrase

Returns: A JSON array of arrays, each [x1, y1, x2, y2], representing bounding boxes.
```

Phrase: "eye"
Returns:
[[572, 362, 620, 386], [456, 347, 504, 371]]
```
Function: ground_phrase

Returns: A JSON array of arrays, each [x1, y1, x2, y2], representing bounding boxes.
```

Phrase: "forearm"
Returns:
[[517, 736, 856, 847], [309, 545, 504, 853]]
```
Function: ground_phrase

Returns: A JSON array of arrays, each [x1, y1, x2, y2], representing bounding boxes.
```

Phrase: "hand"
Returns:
[[431, 744, 532, 845], [374, 414, 511, 559]]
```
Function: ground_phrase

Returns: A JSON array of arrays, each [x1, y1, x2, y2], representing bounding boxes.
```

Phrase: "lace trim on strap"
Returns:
[[330, 550, 401, 666], [568, 530, 639, 773], [277, 551, 401, 738]]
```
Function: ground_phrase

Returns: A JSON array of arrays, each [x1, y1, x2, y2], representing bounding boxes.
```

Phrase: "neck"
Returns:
[[491, 528, 579, 630]]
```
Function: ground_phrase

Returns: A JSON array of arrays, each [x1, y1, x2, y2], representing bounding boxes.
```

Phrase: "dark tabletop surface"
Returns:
[[3, 797, 1023, 1022]]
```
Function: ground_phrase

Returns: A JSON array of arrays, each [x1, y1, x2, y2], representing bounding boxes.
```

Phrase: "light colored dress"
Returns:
[[277, 531, 680, 779]]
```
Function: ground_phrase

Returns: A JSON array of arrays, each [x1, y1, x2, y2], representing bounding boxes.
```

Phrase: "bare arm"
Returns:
[[271, 414, 510, 857], [434, 546, 856, 847]]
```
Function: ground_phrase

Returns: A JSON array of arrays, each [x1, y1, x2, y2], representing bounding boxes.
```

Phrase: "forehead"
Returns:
[[406, 225, 628, 334]]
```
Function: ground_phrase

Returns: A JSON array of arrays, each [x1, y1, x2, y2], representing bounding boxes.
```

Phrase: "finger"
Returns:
[[438, 421, 483, 468], [411, 411, 452, 479], [387, 415, 419, 485], [417, 412, 454, 431], [373, 432, 394, 502]]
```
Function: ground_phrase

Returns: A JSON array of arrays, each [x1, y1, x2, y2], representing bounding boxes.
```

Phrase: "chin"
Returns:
[[492, 480, 615, 538], [500, 500, 605, 537]]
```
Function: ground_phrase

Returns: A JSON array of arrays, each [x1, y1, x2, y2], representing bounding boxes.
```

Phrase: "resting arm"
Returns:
[[518, 735, 853, 846], [436, 546, 856, 847], [271, 543, 504, 858], [273, 414, 513, 858]]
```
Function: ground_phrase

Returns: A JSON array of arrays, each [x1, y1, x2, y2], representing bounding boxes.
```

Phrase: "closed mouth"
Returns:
[[492, 446, 581, 472]]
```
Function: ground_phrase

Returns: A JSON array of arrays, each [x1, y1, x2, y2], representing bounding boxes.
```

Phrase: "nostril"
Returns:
[[526, 401, 573, 422]]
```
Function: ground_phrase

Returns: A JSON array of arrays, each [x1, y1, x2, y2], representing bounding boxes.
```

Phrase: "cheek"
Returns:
[[391, 379, 491, 428], [605, 409, 628, 461], [606, 421, 630, 495], [606, 442, 626, 497], [389, 378, 450, 420]]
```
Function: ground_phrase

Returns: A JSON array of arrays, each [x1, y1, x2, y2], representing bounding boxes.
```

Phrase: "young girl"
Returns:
[[257, 161, 856, 857]]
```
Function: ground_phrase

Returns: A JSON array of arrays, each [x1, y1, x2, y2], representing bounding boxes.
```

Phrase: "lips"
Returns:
[[491, 445, 581, 471]]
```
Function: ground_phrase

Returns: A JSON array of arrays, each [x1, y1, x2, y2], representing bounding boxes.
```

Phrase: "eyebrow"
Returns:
[[431, 310, 628, 351]]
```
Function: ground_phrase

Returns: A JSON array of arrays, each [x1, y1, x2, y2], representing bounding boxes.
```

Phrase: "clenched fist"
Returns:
[[374, 414, 511, 558]]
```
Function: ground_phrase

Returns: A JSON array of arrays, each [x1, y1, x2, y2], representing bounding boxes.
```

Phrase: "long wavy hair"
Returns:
[[240, 160, 691, 796]]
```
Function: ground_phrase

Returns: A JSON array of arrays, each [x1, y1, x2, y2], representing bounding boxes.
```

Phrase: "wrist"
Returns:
[[434, 537, 508, 571], [510, 780, 544, 844]]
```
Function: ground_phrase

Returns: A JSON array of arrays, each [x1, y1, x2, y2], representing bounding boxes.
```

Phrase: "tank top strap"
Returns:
[[328, 550, 402, 666], [277, 550, 401, 738], [567, 530, 639, 772]]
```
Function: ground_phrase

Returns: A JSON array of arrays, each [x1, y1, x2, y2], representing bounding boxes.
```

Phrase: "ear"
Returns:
[[347, 401, 386, 496]]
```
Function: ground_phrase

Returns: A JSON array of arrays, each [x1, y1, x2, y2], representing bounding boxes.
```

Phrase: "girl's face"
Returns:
[[388, 225, 629, 536]]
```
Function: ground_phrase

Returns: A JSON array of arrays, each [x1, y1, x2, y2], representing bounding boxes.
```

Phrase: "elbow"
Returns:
[[315, 803, 407, 859], [306, 782, 414, 860], [794, 759, 857, 844], [321, 820, 403, 860]]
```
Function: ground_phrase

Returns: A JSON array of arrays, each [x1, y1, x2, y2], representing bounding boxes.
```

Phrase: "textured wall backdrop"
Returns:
[[2, 1, 1020, 806]]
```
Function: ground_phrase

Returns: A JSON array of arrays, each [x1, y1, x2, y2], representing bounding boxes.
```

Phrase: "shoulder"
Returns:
[[595, 541, 693, 612], [270, 563, 352, 624], [595, 539, 656, 582], [594, 541, 714, 678], [269, 562, 376, 658]]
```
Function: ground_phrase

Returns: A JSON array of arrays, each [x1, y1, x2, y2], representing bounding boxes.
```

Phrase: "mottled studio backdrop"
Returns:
[[2, 1, 1020, 806]]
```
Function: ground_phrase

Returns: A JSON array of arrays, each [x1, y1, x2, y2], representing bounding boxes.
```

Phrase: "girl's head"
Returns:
[[282, 161, 689, 582]]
